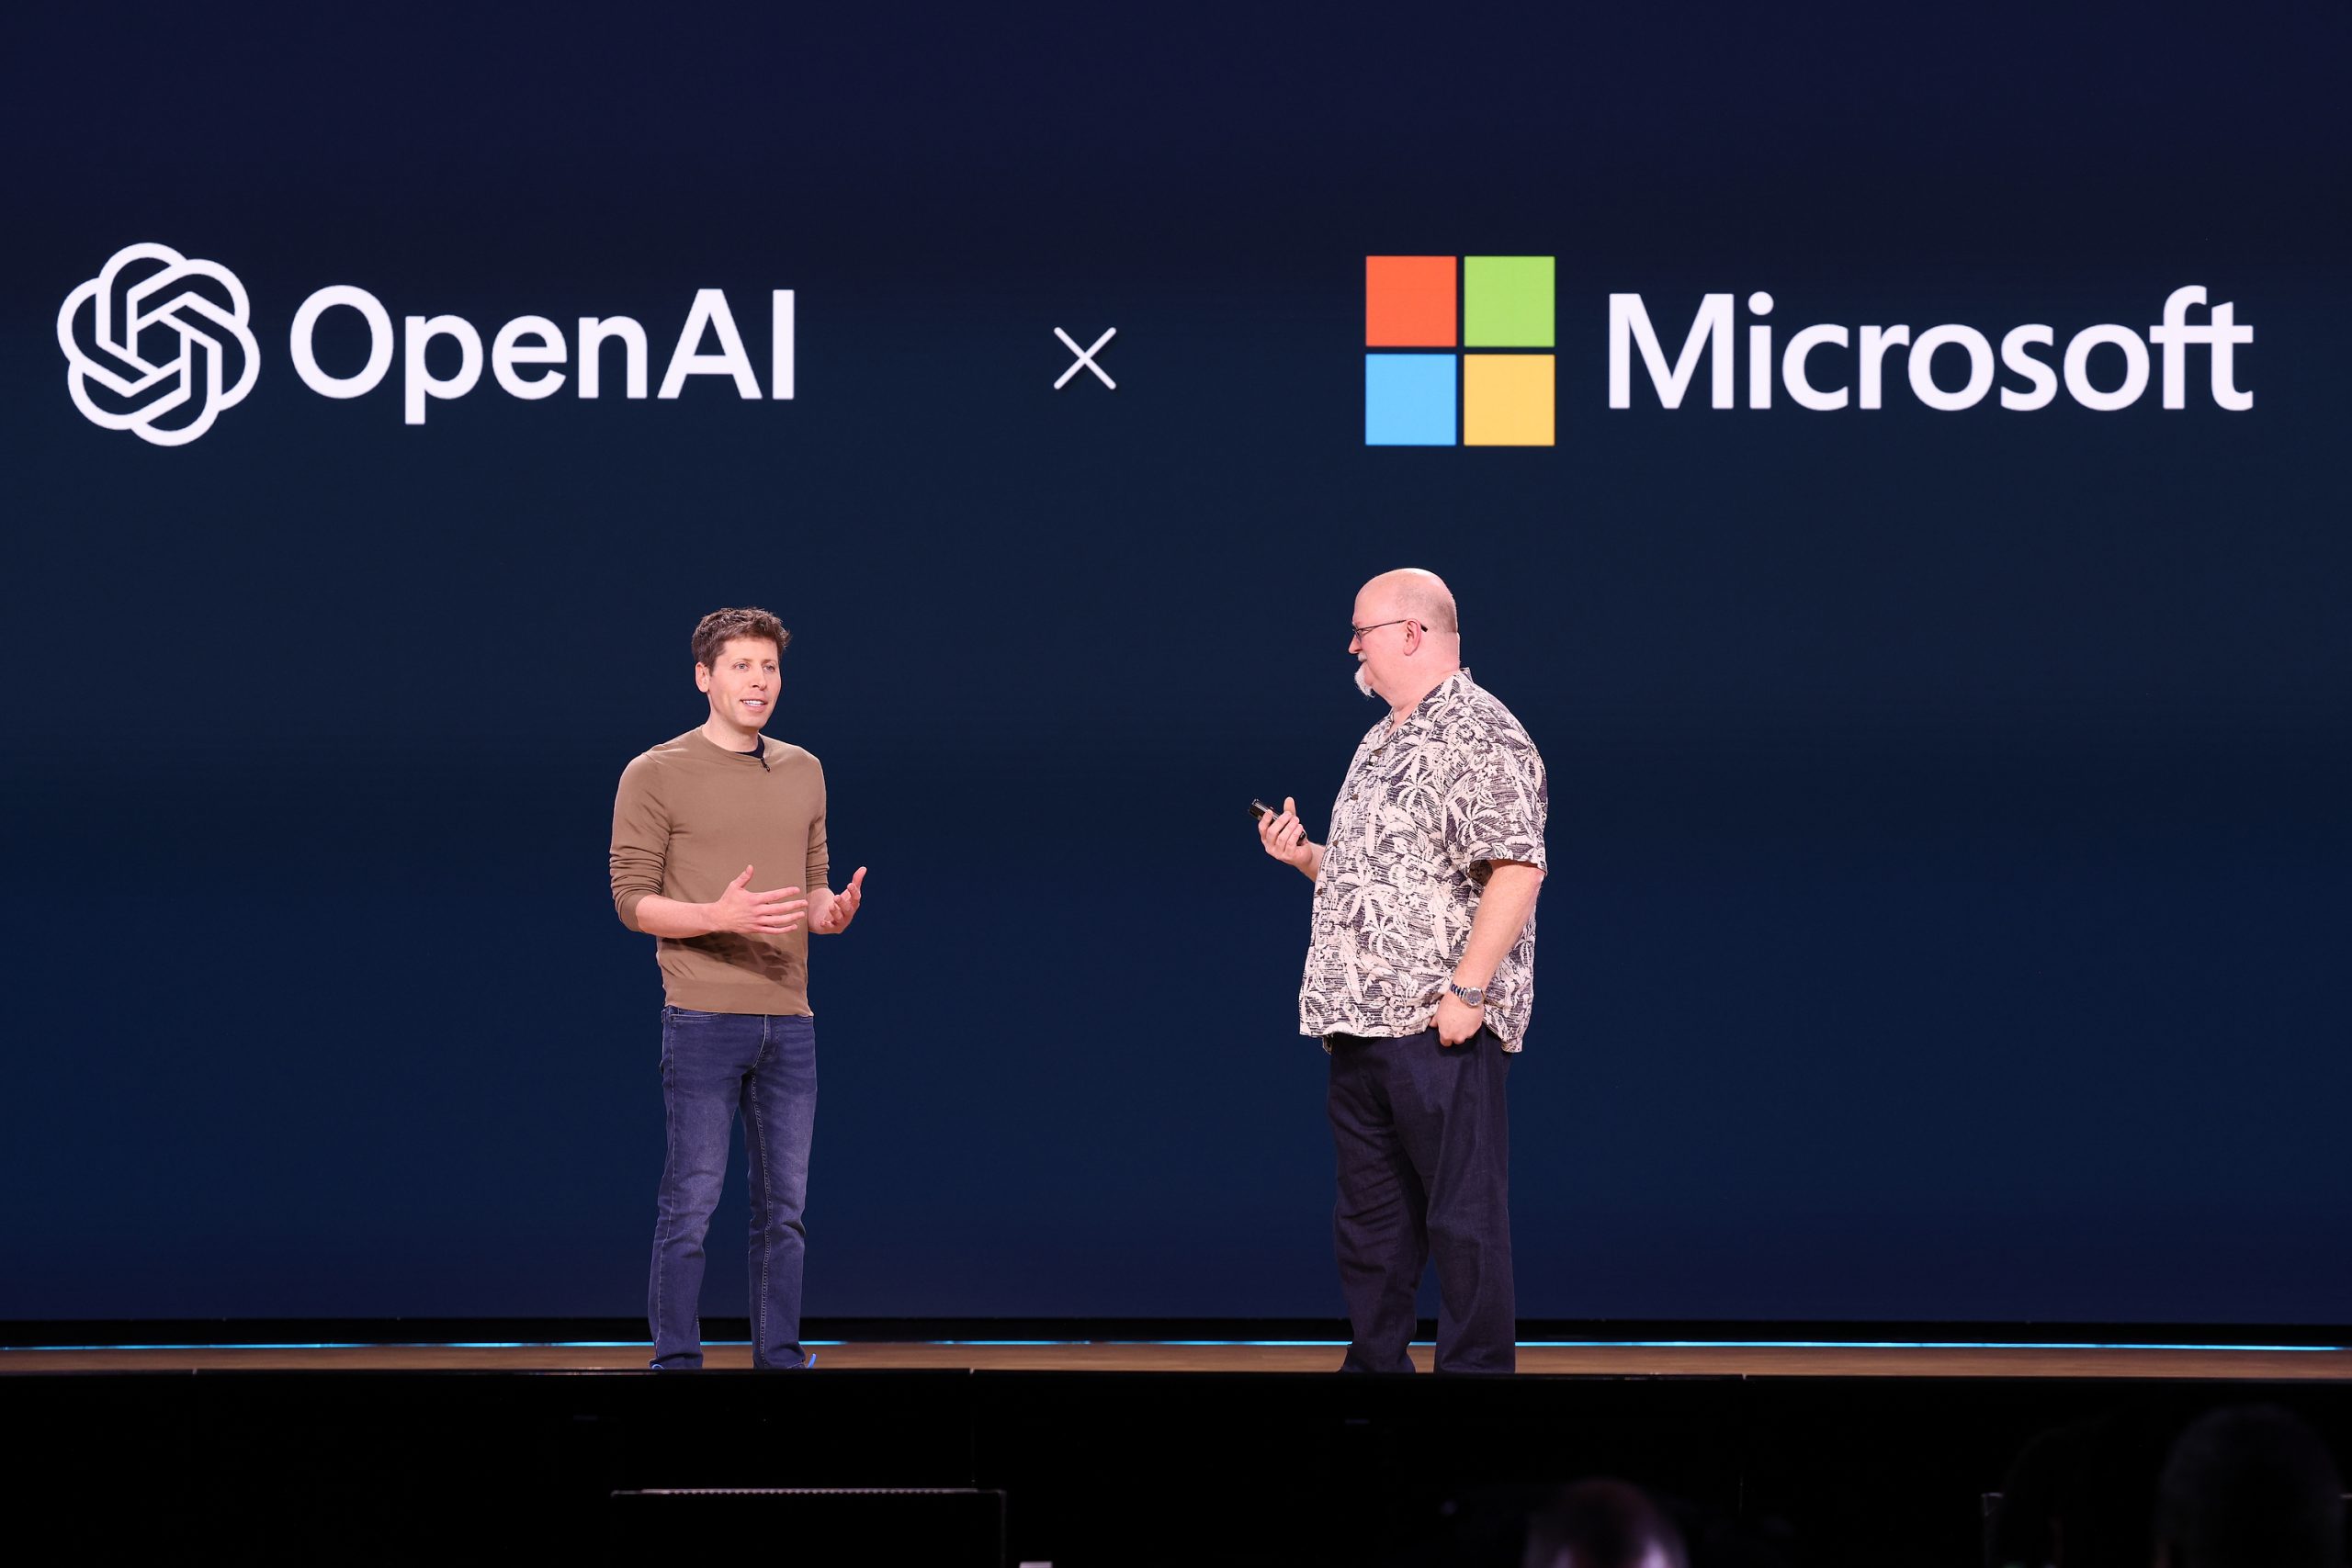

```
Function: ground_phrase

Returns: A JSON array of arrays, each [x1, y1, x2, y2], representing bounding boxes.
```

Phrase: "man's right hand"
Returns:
[[1257, 795, 1319, 874], [707, 865, 808, 935]]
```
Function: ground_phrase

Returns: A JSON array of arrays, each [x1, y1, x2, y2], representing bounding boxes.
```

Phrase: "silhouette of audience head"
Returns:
[[1985, 1411, 2172, 1568], [1523, 1478, 1688, 1568], [2154, 1404, 2343, 1568]]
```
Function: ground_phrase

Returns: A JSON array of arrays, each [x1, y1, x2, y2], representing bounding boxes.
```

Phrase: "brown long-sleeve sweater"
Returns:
[[609, 728, 829, 1015]]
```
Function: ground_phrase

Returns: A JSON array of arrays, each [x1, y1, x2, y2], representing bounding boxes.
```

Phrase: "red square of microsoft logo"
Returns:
[[1365, 256, 1456, 347]]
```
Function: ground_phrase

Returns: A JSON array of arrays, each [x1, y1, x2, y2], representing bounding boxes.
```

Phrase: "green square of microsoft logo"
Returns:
[[1464, 256, 1555, 348]]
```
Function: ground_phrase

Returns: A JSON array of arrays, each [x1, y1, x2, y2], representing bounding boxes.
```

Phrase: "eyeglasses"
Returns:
[[1351, 618, 1417, 640]]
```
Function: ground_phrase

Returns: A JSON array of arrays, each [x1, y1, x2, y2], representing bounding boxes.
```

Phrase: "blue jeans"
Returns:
[[648, 1007, 817, 1371]]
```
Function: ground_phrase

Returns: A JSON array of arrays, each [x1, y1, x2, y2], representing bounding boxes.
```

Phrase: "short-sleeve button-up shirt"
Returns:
[[1299, 670, 1549, 1049]]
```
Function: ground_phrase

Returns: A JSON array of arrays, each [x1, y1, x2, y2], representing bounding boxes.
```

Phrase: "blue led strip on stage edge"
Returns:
[[6, 1338, 2346, 1354], [6, 1339, 710, 1352], [1515, 1340, 2350, 1352], [1148, 1340, 2348, 1353]]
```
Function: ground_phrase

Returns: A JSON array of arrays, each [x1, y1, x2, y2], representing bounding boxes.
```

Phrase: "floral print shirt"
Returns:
[[1299, 670, 1548, 1049]]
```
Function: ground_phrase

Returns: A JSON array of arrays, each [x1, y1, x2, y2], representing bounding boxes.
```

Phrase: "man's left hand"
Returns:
[[811, 866, 867, 934], [1435, 990, 1484, 1047]]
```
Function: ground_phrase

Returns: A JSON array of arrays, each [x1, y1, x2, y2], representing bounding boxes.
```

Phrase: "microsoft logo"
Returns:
[[1364, 255, 1555, 446]]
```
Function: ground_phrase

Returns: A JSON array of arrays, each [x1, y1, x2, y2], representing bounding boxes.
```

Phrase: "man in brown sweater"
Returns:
[[609, 605, 866, 1371]]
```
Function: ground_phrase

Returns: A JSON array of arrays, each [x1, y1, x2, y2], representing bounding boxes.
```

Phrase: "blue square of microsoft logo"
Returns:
[[1364, 354, 1456, 446]]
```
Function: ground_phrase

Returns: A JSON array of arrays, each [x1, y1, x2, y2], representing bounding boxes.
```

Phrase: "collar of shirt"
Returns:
[[1363, 667, 1473, 754]]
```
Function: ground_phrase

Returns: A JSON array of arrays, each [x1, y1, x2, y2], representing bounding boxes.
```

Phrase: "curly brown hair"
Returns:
[[691, 606, 790, 671]]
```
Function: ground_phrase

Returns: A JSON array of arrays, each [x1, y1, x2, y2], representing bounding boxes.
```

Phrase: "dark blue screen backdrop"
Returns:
[[4, 3, 2346, 1324]]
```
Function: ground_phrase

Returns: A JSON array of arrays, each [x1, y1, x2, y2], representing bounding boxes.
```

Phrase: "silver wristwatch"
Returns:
[[1446, 982, 1487, 1007]]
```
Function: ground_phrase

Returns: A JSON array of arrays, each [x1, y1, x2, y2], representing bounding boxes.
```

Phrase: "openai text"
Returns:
[[288, 286, 796, 424], [1609, 287, 2250, 412]]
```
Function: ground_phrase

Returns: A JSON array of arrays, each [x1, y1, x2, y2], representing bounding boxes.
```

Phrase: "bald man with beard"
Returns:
[[1258, 569, 1548, 1374]]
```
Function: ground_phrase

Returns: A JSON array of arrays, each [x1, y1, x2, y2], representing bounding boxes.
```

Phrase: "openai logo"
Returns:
[[57, 243, 259, 446]]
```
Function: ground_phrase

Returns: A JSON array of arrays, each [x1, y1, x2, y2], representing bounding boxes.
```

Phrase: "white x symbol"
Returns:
[[1054, 326, 1117, 390]]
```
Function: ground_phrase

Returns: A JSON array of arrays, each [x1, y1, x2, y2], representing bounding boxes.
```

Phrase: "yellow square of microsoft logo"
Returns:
[[1365, 255, 1554, 446]]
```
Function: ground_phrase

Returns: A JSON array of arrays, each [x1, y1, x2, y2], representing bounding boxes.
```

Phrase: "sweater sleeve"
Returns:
[[805, 759, 830, 892], [609, 754, 670, 931]]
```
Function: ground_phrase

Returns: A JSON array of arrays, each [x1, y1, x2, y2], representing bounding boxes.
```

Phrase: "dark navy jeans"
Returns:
[[1326, 1026, 1516, 1373], [648, 1007, 817, 1371]]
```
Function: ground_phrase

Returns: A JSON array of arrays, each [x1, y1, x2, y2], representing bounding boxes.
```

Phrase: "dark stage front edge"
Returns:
[[8, 1365, 2352, 1566]]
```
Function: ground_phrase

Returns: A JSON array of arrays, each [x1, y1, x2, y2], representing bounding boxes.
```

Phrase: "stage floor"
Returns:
[[6, 1338, 2349, 1378], [12, 1344, 2352, 1566]]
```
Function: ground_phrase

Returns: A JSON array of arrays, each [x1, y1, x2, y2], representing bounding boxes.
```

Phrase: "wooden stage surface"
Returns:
[[6, 1340, 2349, 1379]]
